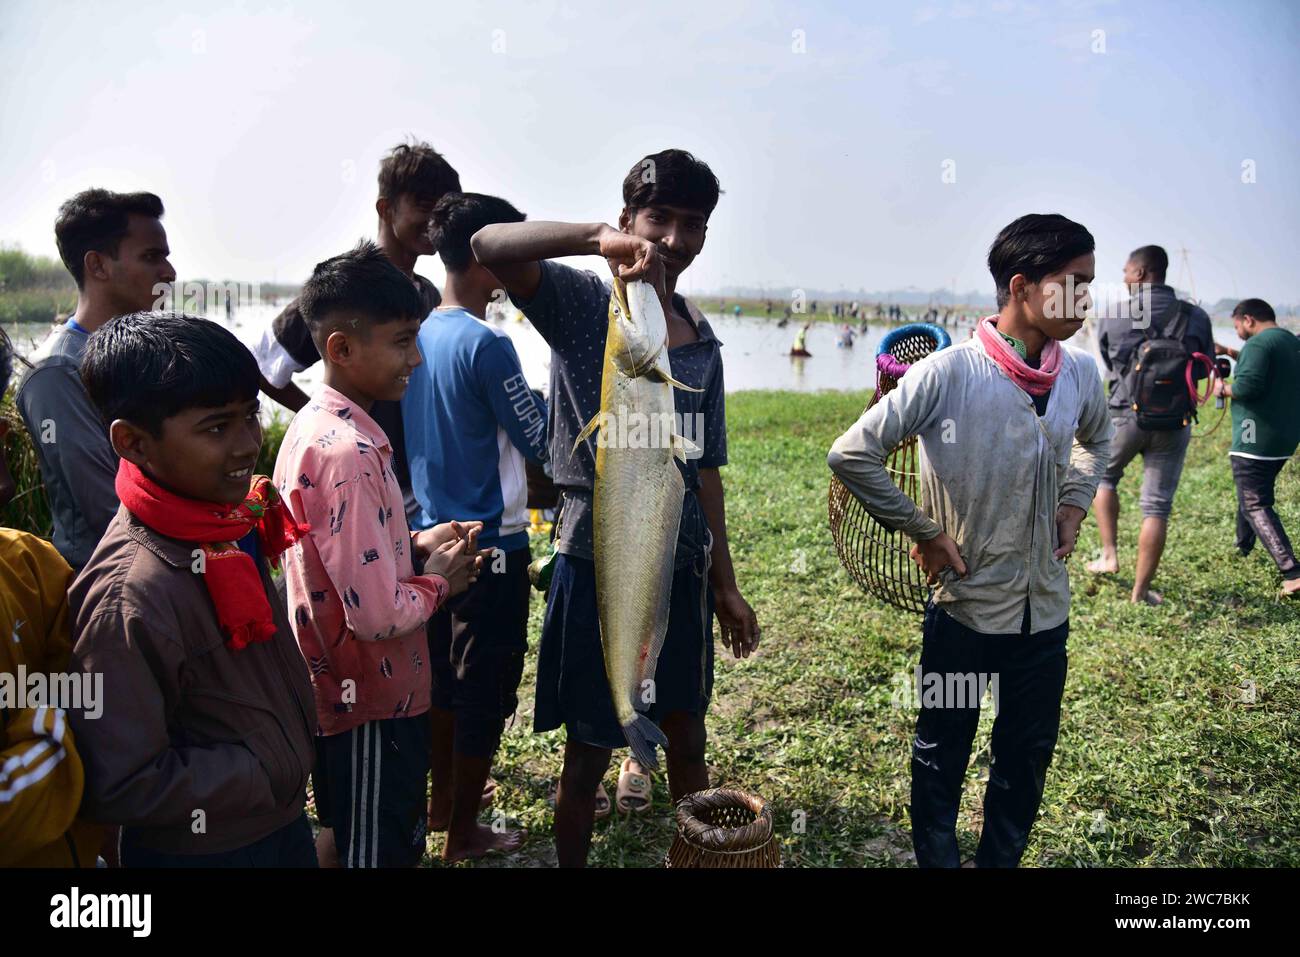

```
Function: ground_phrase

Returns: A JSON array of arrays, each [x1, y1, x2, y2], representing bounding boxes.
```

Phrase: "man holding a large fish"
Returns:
[[472, 149, 760, 867]]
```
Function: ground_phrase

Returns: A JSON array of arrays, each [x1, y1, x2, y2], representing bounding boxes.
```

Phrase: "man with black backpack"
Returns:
[[1088, 245, 1214, 605]]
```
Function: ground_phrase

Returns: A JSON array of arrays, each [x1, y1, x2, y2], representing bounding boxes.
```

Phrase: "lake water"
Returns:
[[211, 303, 962, 396], [7, 302, 1249, 410]]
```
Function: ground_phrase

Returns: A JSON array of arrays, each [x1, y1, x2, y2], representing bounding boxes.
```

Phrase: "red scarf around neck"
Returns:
[[115, 460, 309, 651], [976, 316, 1062, 396]]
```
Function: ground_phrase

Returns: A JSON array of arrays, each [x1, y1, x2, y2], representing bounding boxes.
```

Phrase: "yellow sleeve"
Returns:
[[0, 704, 88, 865], [0, 529, 86, 866]]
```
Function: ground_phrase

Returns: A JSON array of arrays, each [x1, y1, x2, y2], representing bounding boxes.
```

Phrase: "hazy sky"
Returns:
[[2, 0, 1297, 305]]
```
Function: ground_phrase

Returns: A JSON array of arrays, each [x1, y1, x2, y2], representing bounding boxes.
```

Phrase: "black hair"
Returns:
[[300, 240, 425, 348], [1129, 245, 1169, 283], [427, 192, 526, 273], [987, 213, 1096, 308], [622, 149, 722, 218], [54, 188, 165, 289], [80, 311, 260, 437], [377, 140, 461, 206], [1232, 298, 1276, 324]]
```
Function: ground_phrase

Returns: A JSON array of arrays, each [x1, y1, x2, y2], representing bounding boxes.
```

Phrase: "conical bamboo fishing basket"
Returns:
[[828, 323, 952, 614], [665, 787, 780, 868]]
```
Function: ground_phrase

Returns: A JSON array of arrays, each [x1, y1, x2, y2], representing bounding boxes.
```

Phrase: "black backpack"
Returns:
[[1124, 301, 1197, 431]]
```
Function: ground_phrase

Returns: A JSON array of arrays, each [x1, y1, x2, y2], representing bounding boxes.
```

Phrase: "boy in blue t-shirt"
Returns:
[[472, 149, 760, 867], [402, 192, 548, 861]]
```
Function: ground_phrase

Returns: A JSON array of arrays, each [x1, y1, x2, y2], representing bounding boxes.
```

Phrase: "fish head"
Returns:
[[608, 278, 667, 377]]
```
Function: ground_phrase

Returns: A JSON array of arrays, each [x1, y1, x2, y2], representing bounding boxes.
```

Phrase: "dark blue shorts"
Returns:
[[533, 552, 714, 750], [428, 545, 531, 758], [313, 715, 430, 868]]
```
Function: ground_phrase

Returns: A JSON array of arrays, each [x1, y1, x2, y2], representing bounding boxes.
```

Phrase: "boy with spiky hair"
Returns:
[[829, 213, 1113, 867], [472, 149, 760, 867], [17, 188, 177, 570], [254, 141, 461, 519], [68, 312, 317, 866], [275, 241, 484, 868]]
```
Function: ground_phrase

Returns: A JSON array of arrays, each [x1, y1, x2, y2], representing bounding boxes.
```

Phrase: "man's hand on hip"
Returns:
[[910, 532, 968, 586]]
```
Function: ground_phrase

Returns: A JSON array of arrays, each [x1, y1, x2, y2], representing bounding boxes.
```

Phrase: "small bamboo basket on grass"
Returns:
[[828, 323, 952, 614], [665, 787, 780, 868]]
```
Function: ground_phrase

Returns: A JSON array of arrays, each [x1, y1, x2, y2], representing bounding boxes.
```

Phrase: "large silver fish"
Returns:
[[573, 277, 700, 770]]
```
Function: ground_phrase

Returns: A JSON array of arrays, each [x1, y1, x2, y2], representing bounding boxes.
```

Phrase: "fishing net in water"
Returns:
[[665, 787, 780, 868], [828, 323, 953, 614]]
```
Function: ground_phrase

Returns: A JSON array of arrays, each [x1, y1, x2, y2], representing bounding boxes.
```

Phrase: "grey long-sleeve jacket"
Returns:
[[828, 335, 1113, 634]]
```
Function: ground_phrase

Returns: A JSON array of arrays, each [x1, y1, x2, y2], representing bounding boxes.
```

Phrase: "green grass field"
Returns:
[[6, 383, 1294, 867], [418, 389, 1299, 868]]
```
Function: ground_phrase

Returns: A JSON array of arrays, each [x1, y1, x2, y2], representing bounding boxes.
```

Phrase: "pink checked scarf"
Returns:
[[976, 316, 1061, 396]]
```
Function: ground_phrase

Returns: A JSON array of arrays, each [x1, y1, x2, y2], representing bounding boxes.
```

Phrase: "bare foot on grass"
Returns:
[[1132, 589, 1163, 606], [428, 778, 497, 833], [442, 823, 525, 863], [1087, 553, 1119, 574]]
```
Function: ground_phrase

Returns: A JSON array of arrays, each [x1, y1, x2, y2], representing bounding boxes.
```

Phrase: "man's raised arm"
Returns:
[[471, 221, 663, 302]]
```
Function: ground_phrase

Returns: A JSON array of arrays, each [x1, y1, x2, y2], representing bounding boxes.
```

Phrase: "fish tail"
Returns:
[[622, 714, 669, 772]]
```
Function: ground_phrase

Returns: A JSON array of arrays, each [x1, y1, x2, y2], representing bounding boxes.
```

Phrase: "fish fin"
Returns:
[[622, 714, 668, 772], [646, 367, 704, 392], [672, 432, 702, 464], [571, 412, 602, 455]]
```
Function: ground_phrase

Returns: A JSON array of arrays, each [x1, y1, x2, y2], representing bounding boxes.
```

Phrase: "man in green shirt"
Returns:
[[1214, 298, 1300, 597]]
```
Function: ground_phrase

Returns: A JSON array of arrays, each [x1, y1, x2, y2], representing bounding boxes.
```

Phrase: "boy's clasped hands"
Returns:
[[413, 520, 491, 595]]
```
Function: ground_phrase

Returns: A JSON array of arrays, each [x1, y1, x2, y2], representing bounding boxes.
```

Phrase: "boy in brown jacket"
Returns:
[[68, 312, 318, 866]]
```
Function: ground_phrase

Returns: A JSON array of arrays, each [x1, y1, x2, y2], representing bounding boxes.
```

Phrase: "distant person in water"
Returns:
[[838, 324, 856, 348], [1214, 299, 1300, 598], [829, 213, 1112, 868], [792, 321, 812, 355]]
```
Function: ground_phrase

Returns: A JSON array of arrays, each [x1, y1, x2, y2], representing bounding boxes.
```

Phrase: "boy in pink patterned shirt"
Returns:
[[275, 242, 482, 868]]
